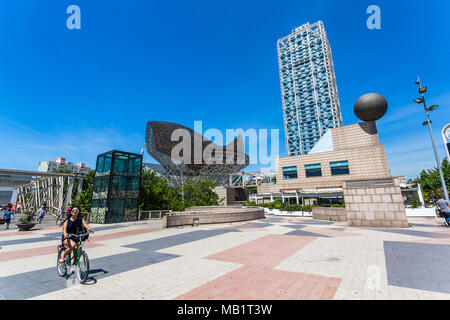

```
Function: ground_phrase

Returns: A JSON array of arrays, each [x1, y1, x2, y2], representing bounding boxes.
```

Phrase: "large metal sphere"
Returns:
[[354, 93, 388, 121]]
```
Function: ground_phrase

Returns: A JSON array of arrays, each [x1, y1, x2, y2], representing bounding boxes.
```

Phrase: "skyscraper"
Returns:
[[277, 21, 342, 156]]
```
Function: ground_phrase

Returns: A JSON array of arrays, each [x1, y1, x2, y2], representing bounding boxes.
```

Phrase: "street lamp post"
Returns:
[[414, 76, 449, 202]]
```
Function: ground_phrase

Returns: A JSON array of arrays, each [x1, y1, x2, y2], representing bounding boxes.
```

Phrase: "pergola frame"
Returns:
[[0, 169, 85, 215]]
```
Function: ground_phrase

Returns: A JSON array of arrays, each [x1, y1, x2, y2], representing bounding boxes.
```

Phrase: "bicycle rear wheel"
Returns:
[[57, 247, 67, 277], [76, 250, 90, 283]]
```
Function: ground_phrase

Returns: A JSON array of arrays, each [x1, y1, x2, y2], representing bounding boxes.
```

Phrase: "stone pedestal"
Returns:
[[213, 187, 236, 206], [343, 177, 408, 228]]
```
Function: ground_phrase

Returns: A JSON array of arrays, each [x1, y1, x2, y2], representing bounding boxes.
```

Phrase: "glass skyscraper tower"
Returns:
[[277, 21, 342, 156]]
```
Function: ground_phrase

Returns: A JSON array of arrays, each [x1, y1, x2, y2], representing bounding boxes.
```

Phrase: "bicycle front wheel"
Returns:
[[76, 250, 90, 283], [57, 247, 67, 277]]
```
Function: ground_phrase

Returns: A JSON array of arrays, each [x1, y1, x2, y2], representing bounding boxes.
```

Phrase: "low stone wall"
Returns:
[[344, 177, 408, 228], [312, 207, 347, 221], [165, 207, 265, 227]]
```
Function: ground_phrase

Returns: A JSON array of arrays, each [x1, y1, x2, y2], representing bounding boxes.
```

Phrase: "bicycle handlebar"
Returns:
[[66, 230, 93, 239]]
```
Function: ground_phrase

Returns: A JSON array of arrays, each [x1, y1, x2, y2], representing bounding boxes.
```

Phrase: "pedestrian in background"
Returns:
[[37, 207, 45, 224], [436, 195, 450, 227], [56, 206, 64, 225], [41, 201, 47, 213], [3, 209, 12, 230]]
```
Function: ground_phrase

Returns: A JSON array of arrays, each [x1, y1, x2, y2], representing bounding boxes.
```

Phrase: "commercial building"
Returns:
[[251, 121, 393, 204], [38, 157, 91, 174], [277, 21, 342, 156]]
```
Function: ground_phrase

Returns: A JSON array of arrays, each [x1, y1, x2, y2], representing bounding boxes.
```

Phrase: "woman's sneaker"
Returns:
[[445, 219, 449, 228]]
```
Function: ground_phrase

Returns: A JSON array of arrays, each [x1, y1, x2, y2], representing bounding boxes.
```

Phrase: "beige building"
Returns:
[[38, 157, 91, 174], [251, 121, 392, 204]]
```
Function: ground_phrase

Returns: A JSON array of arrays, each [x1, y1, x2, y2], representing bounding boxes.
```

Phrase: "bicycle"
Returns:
[[57, 231, 92, 283]]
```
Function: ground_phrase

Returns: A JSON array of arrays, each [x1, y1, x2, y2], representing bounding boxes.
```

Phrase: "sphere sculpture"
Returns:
[[354, 93, 388, 121]]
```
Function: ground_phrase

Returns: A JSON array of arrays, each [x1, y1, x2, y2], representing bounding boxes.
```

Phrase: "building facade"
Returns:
[[253, 121, 391, 203], [38, 158, 91, 174], [277, 21, 342, 156]]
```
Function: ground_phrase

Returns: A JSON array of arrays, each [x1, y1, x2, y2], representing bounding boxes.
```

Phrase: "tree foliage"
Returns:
[[408, 158, 450, 200], [138, 169, 184, 211], [70, 167, 219, 212], [182, 178, 219, 208], [138, 168, 219, 211], [71, 170, 95, 211]]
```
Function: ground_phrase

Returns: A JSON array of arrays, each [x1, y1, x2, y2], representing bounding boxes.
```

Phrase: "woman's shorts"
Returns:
[[61, 236, 80, 244]]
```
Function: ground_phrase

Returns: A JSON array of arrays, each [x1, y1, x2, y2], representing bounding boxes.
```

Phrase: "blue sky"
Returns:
[[0, 0, 449, 179]]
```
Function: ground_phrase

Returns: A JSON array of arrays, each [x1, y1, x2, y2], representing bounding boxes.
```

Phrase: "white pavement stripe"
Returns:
[[0, 246, 138, 277], [31, 256, 242, 300]]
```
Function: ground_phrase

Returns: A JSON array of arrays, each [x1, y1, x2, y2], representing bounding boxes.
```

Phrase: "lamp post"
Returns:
[[414, 76, 449, 202]]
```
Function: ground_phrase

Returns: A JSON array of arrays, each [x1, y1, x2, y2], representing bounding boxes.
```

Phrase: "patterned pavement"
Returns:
[[0, 215, 449, 300]]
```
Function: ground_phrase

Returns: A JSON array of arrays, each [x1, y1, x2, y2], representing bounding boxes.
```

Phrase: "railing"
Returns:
[[65, 210, 171, 223], [46, 206, 60, 219], [137, 210, 172, 221]]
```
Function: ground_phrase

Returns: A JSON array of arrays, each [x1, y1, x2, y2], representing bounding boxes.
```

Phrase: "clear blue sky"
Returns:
[[0, 0, 449, 179]]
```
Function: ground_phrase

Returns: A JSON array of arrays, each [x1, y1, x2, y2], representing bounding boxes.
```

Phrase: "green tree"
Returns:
[[71, 170, 95, 211], [138, 169, 184, 211], [182, 178, 219, 208], [67, 167, 222, 213], [409, 158, 450, 200]]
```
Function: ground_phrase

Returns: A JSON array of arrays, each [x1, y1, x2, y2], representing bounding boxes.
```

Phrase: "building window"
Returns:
[[330, 161, 350, 175], [305, 163, 322, 177], [283, 166, 298, 179]]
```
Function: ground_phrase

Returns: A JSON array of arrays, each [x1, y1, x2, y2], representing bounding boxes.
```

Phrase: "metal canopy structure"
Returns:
[[0, 168, 86, 214], [145, 121, 249, 187], [229, 170, 276, 188]]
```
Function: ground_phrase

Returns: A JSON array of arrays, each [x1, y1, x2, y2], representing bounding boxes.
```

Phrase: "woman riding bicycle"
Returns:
[[59, 207, 94, 265]]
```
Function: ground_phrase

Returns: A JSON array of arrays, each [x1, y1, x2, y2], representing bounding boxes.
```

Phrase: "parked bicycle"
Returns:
[[57, 231, 92, 283]]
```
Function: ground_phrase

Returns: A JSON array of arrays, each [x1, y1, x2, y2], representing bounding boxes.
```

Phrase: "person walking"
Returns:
[[41, 201, 47, 213], [436, 195, 450, 227], [3, 209, 12, 230], [37, 207, 45, 224], [56, 206, 64, 225]]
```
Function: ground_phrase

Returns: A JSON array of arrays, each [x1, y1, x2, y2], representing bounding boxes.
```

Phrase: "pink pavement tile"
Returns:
[[175, 233, 342, 300], [0, 242, 105, 262], [206, 234, 316, 268], [0, 231, 36, 237], [35, 225, 62, 231], [0, 228, 158, 262], [174, 265, 341, 300]]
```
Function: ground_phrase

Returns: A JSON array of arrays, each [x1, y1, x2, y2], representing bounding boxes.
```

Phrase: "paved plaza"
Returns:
[[1, 214, 450, 300]]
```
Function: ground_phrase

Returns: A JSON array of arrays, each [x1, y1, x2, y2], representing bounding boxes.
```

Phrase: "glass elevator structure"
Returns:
[[89, 150, 142, 224]]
